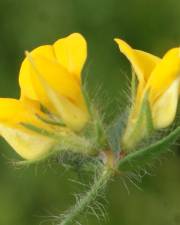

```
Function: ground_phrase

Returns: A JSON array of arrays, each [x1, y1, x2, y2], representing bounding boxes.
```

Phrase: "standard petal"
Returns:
[[19, 45, 56, 100], [53, 33, 87, 79], [152, 78, 180, 129], [146, 47, 180, 103], [19, 48, 86, 111], [114, 38, 161, 83]]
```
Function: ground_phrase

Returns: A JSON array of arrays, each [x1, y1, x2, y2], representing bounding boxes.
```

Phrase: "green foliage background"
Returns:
[[0, 0, 180, 224]]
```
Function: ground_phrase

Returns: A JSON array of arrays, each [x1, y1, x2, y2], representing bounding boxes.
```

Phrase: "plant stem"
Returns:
[[59, 166, 113, 225]]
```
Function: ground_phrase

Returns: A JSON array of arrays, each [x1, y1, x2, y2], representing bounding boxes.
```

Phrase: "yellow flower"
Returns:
[[0, 33, 90, 160], [20, 33, 89, 131], [115, 38, 180, 149]]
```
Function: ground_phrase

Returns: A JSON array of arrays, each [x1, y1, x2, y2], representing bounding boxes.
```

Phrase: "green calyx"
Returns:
[[121, 92, 154, 151]]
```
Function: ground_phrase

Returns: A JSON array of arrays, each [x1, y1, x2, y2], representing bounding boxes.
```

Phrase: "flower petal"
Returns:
[[0, 124, 56, 160], [22, 52, 89, 131], [53, 33, 87, 79], [152, 78, 180, 129], [0, 98, 39, 125], [114, 38, 161, 83], [0, 98, 57, 160], [50, 93, 89, 131], [115, 38, 161, 114], [19, 47, 86, 111], [19, 45, 55, 100], [146, 47, 180, 103]]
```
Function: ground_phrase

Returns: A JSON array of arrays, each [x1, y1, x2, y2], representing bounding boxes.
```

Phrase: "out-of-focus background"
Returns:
[[0, 0, 180, 224]]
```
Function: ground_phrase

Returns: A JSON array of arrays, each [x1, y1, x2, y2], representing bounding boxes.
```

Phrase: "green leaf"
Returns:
[[119, 126, 180, 171]]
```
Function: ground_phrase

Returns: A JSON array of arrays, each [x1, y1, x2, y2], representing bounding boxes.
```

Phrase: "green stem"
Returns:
[[59, 166, 113, 225]]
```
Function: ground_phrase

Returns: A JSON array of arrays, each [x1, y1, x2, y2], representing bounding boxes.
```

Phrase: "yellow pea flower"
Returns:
[[19, 33, 89, 131], [0, 33, 90, 160], [115, 38, 180, 150]]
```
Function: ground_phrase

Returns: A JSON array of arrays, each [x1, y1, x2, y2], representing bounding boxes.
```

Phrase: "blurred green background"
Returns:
[[0, 0, 180, 224]]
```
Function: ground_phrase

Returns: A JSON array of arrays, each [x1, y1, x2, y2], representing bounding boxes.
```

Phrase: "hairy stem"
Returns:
[[59, 166, 113, 225]]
